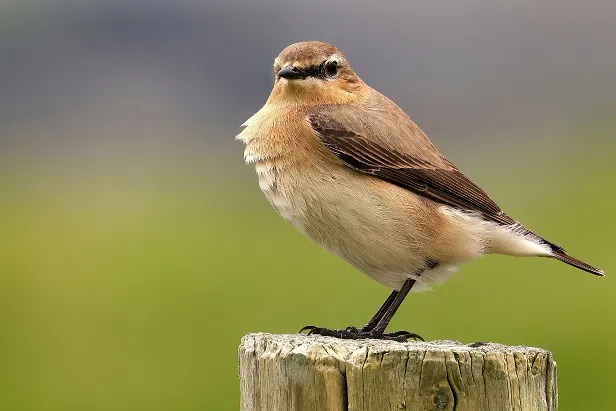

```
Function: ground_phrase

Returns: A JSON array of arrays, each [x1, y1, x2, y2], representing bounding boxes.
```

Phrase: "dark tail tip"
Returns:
[[551, 250, 604, 276]]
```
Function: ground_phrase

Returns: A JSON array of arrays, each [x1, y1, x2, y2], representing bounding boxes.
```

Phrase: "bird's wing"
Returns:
[[308, 95, 517, 226], [307, 93, 607, 272]]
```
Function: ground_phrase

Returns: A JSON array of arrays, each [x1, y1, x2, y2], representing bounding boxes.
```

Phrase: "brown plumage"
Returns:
[[237, 41, 602, 340], [308, 101, 608, 274]]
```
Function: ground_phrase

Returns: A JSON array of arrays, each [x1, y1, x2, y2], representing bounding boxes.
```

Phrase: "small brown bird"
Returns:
[[237, 41, 603, 341]]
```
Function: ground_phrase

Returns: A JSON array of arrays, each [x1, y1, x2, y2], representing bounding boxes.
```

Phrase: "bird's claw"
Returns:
[[299, 325, 423, 342]]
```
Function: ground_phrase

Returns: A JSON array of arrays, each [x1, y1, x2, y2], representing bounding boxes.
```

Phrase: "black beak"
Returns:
[[277, 66, 307, 80]]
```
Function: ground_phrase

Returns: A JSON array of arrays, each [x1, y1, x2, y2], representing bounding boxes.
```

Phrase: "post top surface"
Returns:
[[240, 332, 551, 357]]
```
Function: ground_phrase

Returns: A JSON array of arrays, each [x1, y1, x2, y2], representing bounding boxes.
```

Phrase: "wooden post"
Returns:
[[239, 333, 557, 411]]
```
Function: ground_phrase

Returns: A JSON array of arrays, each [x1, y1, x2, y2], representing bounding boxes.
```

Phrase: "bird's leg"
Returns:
[[357, 289, 399, 332], [370, 278, 416, 335], [299, 278, 423, 342]]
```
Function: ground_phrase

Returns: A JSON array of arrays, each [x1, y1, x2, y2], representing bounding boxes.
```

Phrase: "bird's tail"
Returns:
[[550, 249, 604, 276], [490, 220, 603, 276]]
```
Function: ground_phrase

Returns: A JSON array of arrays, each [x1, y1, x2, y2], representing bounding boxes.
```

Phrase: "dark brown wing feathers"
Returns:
[[308, 96, 603, 275], [310, 111, 515, 226]]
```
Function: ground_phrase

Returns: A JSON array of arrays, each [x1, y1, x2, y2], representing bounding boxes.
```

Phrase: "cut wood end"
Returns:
[[240, 332, 553, 357]]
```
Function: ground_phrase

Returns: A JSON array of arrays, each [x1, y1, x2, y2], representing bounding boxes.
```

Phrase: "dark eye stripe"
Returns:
[[303, 61, 339, 79], [304, 63, 327, 79]]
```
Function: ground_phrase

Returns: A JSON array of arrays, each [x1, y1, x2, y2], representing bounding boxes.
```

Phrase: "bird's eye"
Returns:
[[325, 61, 338, 76]]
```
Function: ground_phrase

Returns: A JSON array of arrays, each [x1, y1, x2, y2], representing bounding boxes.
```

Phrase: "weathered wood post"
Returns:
[[239, 333, 557, 411]]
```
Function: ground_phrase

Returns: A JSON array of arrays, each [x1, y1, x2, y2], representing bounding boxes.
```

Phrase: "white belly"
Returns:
[[255, 161, 305, 231], [253, 157, 454, 291]]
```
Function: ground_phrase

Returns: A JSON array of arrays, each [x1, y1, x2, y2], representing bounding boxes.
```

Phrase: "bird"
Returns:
[[236, 41, 603, 342]]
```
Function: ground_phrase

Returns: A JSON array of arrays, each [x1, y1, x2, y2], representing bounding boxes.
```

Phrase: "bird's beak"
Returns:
[[277, 66, 307, 80]]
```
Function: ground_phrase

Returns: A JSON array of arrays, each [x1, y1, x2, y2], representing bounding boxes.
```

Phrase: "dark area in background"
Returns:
[[2, 0, 615, 157]]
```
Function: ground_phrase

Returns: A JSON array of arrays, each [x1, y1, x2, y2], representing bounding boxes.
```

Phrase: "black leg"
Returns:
[[299, 278, 423, 342], [371, 278, 415, 334], [359, 290, 399, 332]]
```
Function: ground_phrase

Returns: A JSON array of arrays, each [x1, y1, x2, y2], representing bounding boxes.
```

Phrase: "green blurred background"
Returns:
[[0, 2, 614, 410]]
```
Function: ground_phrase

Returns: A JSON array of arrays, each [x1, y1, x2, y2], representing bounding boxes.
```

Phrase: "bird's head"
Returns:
[[267, 41, 364, 105]]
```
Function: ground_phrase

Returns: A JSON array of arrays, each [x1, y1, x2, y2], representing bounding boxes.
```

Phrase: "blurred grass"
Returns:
[[0, 127, 614, 411]]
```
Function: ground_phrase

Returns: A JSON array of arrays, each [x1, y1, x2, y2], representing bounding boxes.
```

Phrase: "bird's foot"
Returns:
[[299, 325, 424, 342]]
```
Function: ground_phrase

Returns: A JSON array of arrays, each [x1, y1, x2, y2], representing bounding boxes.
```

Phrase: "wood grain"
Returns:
[[239, 333, 557, 411]]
